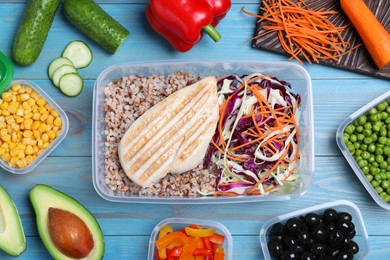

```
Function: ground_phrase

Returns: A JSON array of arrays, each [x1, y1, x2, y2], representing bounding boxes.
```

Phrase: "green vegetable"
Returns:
[[345, 100, 390, 202], [48, 57, 73, 78], [12, 0, 61, 66], [62, 40, 92, 69], [51, 64, 77, 87], [62, 0, 129, 53], [59, 73, 84, 97]]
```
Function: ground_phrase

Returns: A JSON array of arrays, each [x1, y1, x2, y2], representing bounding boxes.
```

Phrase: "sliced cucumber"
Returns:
[[52, 64, 77, 87], [62, 40, 92, 69], [48, 57, 73, 79], [59, 73, 84, 97]]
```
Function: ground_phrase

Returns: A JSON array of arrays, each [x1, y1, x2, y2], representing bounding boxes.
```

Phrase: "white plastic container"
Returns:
[[336, 91, 390, 210], [92, 60, 314, 203], [259, 200, 369, 260], [147, 218, 233, 260], [0, 80, 69, 174]]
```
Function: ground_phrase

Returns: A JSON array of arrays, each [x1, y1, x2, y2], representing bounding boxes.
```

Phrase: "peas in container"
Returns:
[[0, 80, 68, 174], [337, 90, 390, 210]]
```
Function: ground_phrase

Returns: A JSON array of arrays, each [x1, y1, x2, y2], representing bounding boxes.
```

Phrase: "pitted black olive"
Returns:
[[280, 249, 300, 260], [311, 226, 328, 242], [297, 230, 312, 247], [337, 212, 353, 222], [285, 218, 305, 234], [337, 220, 355, 234], [282, 235, 299, 250], [268, 238, 284, 256], [344, 228, 356, 240], [271, 222, 286, 236], [300, 251, 315, 260], [310, 243, 329, 256], [304, 213, 321, 227], [329, 229, 344, 247], [336, 249, 354, 260], [323, 208, 338, 223], [348, 240, 359, 254]]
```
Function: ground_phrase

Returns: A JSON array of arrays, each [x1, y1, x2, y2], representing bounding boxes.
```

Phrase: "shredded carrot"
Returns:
[[242, 0, 362, 64]]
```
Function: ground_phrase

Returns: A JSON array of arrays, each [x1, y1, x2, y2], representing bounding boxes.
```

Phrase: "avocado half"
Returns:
[[0, 185, 26, 256], [30, 184, 104, 259]]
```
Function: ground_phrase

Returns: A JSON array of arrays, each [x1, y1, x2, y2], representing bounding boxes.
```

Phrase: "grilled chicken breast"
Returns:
[[118, 76, 219, 187]]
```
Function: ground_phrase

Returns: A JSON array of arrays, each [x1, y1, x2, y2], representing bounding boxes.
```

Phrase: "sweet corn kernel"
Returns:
[[48, 131, 56, 140], [26, 156, 35, 164], [46, 115, 54, 125], [42, 133, 49, 142], [25, 87, 33, 94], [23, 130, 33, 138], [0, 102, 8, 110], [1, 134, 10, 142], [12, 84, 21, 92], [0, 148, 5, 155], [43, 142, 50, 149], [1, 92, 12, 102], [24, 119, 33, 130], [2, 110, 10, 117], [36, 98, 46, 106], [24, 112, 33, 119], [22, 137, 32, 145], [32, 112, 41, 120], [40, 113, 48, 122], [38, 123, 47, 133], [54, 117, 62, 127], [50, 110, 59, 118], [25, 145, 33, 155], [2, 153, 10, 161], [33, 130, 40, 140], [0, 129, 7, 136], [31, 121, 41, 130], [7, 105, 17, 114]]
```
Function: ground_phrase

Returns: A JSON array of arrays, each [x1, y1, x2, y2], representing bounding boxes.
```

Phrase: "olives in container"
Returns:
[[259, 200, 369, 260], [337, 90, 390, 210]]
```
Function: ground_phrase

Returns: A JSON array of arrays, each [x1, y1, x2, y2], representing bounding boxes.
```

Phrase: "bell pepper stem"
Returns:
[[202, 25, 221, 42]]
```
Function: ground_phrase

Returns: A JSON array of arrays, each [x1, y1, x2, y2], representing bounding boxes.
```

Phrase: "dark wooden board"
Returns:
[[252, 0, 390, 80]]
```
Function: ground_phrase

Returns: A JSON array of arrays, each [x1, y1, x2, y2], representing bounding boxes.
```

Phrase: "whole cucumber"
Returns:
[[63, 0, 129, 54], [12, 0, 60, 66]]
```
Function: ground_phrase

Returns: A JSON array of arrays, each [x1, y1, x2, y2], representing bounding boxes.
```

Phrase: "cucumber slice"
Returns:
[[62, 41, 92, 69], [59, 73, 84, 97], [52, 64, 77, 87], [48, 57, 73, 79]]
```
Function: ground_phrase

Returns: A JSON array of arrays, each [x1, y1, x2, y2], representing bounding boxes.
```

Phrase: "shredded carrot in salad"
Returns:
[[242, 0, 361, 64], [203, 74, 301, 196]]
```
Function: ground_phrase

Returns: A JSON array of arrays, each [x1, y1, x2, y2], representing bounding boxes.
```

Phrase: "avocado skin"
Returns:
[[30, 184, 105, 260], [0, 185, 26, 256]]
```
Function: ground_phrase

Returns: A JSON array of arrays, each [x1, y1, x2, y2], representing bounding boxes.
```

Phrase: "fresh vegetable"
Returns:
[[344, 100, 390, 202], [51, 64, 77, 87], [146, 0, 231, 52], [0, 185, 26, 256], [62, 40, 93, 69], [268, 208, 359, 259], [0, 83, 63, 168], [59, 73, 84, 97], [204, 73, 301, 196], [12, 0, 61, 66], [341, 0, 390, 69], [242, 0, 361, 64], [48, 57, 73, 79], [62, 0, 129, 54], [155, 224, 225, 259]]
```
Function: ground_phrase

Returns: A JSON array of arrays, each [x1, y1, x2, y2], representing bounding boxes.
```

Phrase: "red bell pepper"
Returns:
[[146, 0, 231, 52]]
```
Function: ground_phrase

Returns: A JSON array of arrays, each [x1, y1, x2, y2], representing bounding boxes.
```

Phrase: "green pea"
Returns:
[[373, 122, 383, 132], [362, 166, 370, 175], [379, 127, 387, 137], [382, 180, 390, 189], [360, 144, 368, 151], [386, 187, 390, 194], [357, 134, 365, 141], [369, 107, 378, 115], [345, 124, 355, 134], [370, 166, 380, 175], [363, 128, 372, 137], [363, 122, 372, 130], [371, 133, 378, 141], [366, 174, 374, 182], [386, 116, 390, 124], [368, 155, 376, 163], [380, 192, 388, 201], [357, 115, 367, 125], [382, 112, 389, 120], [370, 114, 381, 122], [349, 134, 357, 142], [375, 174, 382, 181], [380, 161, 389, 170], [372, 161, 379, 167], [357, 159, 367, 168], [367, 144, 376, 153], [384, 195, 390, 203], [376, 186, 384, 194], [363, 137, 373, 145], [377, 101, 388, 111], [347, 143, 355, 153], [356, 125, 364, 133], [381, 172, 388, 180], [371, 180, 380, 187], [361, 151, 370, 159], [376, 155, 384, 163]]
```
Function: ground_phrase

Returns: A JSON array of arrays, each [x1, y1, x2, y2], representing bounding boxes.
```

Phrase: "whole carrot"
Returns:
[[341, 0, 390, 69]]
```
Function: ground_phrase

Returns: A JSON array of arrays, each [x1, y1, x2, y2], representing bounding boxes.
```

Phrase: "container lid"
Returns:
[[0, 51, 14, 94]]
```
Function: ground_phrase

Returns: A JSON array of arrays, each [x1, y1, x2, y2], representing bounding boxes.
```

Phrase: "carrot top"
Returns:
[[204, 73, 301, 196]]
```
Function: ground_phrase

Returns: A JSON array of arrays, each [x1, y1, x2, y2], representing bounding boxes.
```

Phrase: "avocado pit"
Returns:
[[48, 207, 94, 258]]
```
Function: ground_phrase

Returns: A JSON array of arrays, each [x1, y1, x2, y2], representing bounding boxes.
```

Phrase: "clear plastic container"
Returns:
[[147, 218, 233, 260], [336, 91, 390, 210], [92, 60, 314, 203], [259, 200, 369, 260], [0, 80, 69, 174]]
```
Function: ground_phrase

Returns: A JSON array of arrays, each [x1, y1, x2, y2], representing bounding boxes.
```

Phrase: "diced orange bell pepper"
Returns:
[[180, 237, 201, 260], [159, 225, 174, 239], [185, 227, 216, 237], [214, 248, 224, 260], [156, 231, 189, 259], [209, 233, 225, 246]]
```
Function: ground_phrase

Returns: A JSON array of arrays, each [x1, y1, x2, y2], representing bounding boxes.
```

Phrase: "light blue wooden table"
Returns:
[[1, 1, 390, 259]]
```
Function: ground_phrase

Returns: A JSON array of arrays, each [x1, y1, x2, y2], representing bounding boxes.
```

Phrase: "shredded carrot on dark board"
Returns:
[[242, 0, 361, 64]]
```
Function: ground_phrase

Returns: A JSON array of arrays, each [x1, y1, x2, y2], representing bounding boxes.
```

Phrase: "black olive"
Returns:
[[304, 213, 321, 227], [311, 226, 329, 242], [336, 249, 354, 260], [347, 240, 360, 254], [323, 208, 338, 223], [340, 237, 351, 248], [329, 229, 344, 247], [282, 234, 299, 250], [300, 251, 315, 260], [268, 238, 284, 257], [285, 218, 305, 235], [280, 249, 300, 260], [310, 243, 329, 256], [297, 230, 312, 247], [295, 245, 305, 254], [271, 222, 286, 236], [326, 221, 336, 232], [337, 220, 355, 234], [344, 228, 356, 239], [337, 212, 353, 222], [328, 248, 340, 257]]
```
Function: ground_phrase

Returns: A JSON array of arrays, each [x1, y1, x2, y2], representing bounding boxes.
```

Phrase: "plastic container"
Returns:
[[92, 60, 314, 204], [147, 218, 233, 260], [259, 200, 369, 260], [0, 80, 69, 174], [336, 91, 390, 210]]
